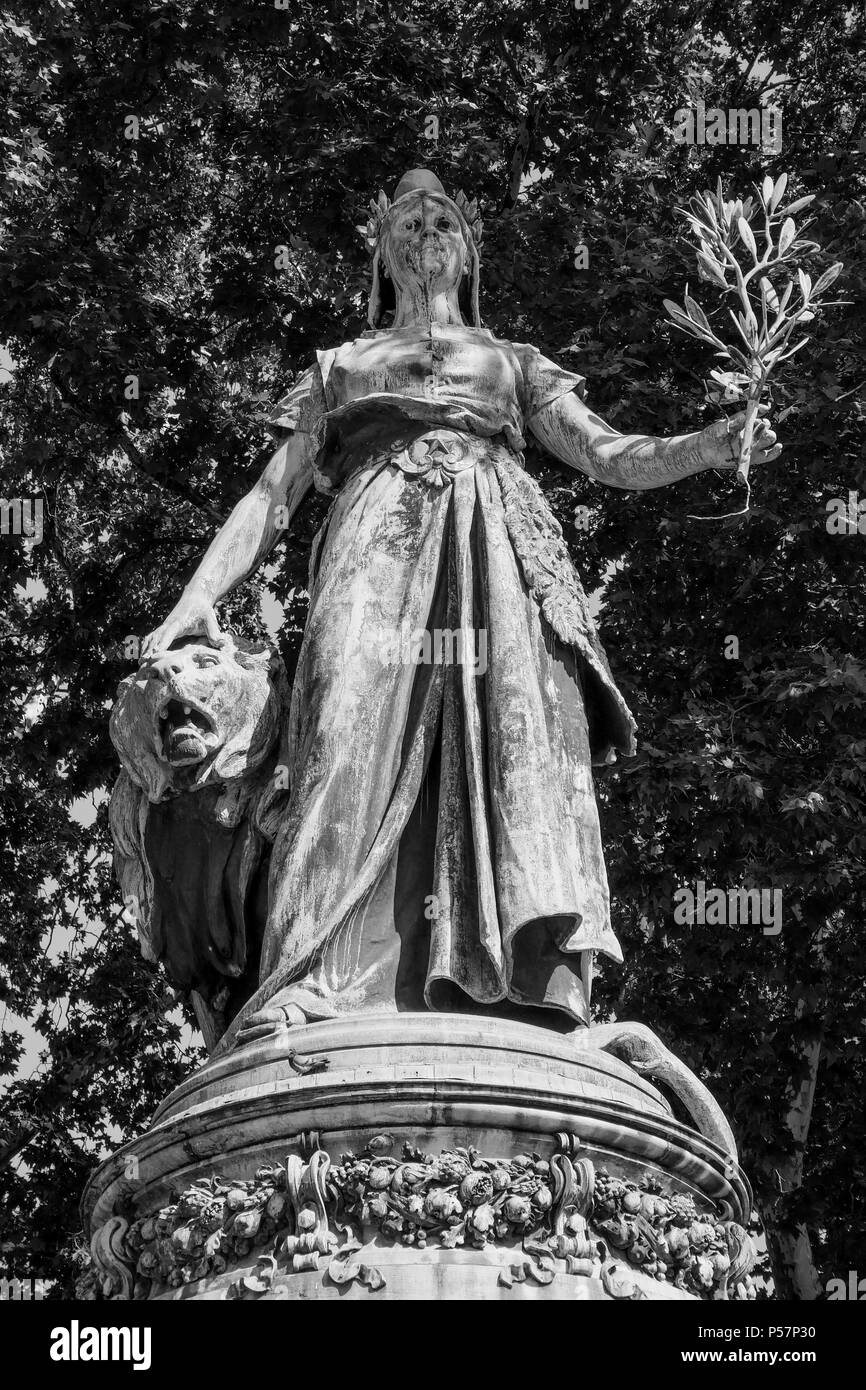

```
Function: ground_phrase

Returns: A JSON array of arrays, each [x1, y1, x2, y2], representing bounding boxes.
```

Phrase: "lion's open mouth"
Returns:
[[157, 698, 217, 766]]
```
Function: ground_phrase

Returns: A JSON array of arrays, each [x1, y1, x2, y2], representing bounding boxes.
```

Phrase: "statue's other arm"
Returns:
[[528, 388, 779, 491], [141, 432, 314, 659]]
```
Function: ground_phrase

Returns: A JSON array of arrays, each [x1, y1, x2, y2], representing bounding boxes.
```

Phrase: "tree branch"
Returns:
[[116, 430, 226, 526]]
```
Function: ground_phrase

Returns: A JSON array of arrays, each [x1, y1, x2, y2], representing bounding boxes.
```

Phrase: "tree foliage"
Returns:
[[1, 0, 864, 1297]]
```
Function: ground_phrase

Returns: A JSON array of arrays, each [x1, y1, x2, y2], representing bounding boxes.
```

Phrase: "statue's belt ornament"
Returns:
[[389, 429, 474, 485]]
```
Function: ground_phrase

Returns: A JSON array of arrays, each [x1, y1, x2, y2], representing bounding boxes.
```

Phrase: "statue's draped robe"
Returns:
[[238, 326, 637, 1038]]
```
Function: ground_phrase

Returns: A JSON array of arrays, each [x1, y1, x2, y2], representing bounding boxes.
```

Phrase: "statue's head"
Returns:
[[362, 169, 483, 329], [109, 636, 281, 802]]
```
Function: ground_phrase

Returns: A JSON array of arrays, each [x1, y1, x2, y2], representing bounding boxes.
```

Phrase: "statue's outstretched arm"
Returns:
[[141, 432, 314, 659], [528, 388, 780, 491]]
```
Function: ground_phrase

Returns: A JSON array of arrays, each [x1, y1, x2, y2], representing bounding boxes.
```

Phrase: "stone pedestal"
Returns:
[[79, 1014, 756, 1301]]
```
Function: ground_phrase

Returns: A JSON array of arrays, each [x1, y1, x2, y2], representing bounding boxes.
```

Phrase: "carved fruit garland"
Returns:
[[76, 1140, 756, 1302]]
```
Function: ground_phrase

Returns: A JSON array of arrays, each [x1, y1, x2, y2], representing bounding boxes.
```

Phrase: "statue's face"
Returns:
[[381, 192, 468, 296]]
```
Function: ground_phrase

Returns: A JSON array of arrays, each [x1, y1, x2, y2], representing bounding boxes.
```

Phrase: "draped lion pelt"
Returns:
[[108, 636, 286, 1048]]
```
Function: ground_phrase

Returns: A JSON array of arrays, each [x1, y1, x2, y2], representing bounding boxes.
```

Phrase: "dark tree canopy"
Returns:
[[1, 0, 864, 1298]]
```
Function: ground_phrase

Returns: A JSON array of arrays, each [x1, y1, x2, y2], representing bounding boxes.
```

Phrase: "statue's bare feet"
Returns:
[[235, 1002, 307, 1045]]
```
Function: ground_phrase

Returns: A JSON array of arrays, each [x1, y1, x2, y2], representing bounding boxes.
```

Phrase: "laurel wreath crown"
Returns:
[[357, 189, 484, 254]]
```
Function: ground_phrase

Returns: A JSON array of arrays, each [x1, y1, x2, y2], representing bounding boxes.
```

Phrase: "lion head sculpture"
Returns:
[[109, 637, 286, 1048], [110, 637, 280, 801]]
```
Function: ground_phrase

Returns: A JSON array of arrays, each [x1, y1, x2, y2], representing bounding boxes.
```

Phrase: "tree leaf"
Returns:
[[684, 293, 711, 331], [782, 195, 815, 217], [769, 172, 788, 211], [760, 276, 780, 313], [698, 252, 727, 289], [738, 216, 757, 259], [812, 262, 843, 297]]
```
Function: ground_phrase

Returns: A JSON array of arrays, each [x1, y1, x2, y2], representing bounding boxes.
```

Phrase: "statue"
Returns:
[[86, 170, 771, 1302], [119, 168, 781, 1054]]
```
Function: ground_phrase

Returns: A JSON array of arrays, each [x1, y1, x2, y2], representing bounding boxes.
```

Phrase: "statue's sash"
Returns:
[[490, 448, 637, 764]]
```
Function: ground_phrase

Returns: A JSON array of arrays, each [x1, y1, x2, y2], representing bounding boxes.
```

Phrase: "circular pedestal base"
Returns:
[[80, 1014, 756, 1302]]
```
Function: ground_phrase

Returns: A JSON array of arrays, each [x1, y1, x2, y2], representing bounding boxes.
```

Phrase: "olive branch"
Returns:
[[663, 174, 843, 511]]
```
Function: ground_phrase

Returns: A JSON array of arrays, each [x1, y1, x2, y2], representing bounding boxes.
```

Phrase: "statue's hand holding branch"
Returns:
[[699, 404, 782, 473], [528, 387, 780, 494]]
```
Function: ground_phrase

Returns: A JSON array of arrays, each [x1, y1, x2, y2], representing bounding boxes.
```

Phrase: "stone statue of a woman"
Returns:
[[140, 169, 780, 1051]]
